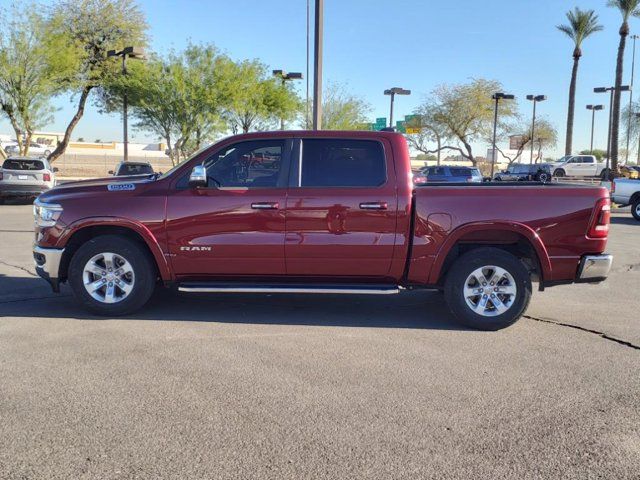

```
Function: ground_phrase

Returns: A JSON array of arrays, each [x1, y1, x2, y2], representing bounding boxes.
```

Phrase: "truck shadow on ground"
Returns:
[[0, 274, 465, 330], [610, 216, 639, 226]]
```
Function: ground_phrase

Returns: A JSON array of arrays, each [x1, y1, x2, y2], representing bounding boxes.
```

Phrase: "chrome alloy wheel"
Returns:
[[635, 202, 640, 218], [463, 265, 517, 317], [82, 252, 135, 304]]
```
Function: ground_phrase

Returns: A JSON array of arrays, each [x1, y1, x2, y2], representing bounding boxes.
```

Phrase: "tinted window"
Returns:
[[426, 167, 447, 176], [117, 163, 154, 175], [582, 157, 594, 163], [2, 159, 45, 170], [450, 168, 472, 176], [204, 140, 284, 188], [300, 139, 386, 187]]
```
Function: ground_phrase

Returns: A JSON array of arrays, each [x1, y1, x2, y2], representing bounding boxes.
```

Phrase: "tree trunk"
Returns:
[[564, 55, 580, 155], [436, 135, 441, 165], [48, 86, 92, 163], [611, 26, 628, 173], [24, 130, 33, 157], [462, 139, 475, 166]]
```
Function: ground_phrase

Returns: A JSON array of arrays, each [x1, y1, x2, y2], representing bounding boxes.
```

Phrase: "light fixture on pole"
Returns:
[[490, 92, 515, 178], [107, 46, 145, 162], [586, 104, 604, 154], [595, 85, 630, 181], [272, 70, 303, 130], [526, 95, 546, 164], [627, 34, 639, 162], [383, 87, 411, 128]]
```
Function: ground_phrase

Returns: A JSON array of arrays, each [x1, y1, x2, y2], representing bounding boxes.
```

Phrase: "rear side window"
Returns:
[[300, 139, 386, 187], [582, 157, 594, 163], [450, 168, 471, 176], [2, 159, 45, 170]]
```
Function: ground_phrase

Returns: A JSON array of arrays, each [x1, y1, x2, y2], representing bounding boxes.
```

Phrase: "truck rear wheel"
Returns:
[[553, 169, 565, 177], [68, 235, 156, 316], [444, 248, 532, 331]]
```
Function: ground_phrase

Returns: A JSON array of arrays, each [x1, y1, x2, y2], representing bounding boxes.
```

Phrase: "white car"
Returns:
[[611, 177, 640, 221], [0, 157, 56, 203], [551, 155, 608, 178], [4, 142, 53, 157]]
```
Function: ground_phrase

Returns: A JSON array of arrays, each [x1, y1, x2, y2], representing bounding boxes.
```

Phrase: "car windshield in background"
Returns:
[[2, 159, 45, 171], [118, 164, 153, 175]]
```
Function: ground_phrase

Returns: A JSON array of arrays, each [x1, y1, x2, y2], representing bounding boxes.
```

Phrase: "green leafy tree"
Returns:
[[413, 79, 517, 166], [0, 6, 73, 156], [316, 82, 371, 130], [579, 149, 607, 161], [221, 59, 300, 133], [557, 8, 603, 156], [102, 44, 231, 165], [404, 107, 448, 165], [46, 0, 148, 162], [608, 0, 640, 172], [494, 119, 558, 165]]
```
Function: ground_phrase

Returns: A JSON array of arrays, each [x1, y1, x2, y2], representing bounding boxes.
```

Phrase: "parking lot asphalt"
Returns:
[[1, 201, 639, 479]]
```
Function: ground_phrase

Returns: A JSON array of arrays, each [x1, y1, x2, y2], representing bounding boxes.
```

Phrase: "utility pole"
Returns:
[[312, 0, 323, 130], [490, 92, 515, 178], [272, 70, 303, 130], [627, 34, 639, 163], [384, 87, 411, 128]]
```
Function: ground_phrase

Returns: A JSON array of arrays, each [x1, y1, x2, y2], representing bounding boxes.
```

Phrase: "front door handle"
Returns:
[[359, 202, 388, 210], [251, 202, 279, 210]]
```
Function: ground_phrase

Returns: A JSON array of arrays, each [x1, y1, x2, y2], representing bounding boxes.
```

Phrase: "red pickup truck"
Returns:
[[33, 131, 612, 330]]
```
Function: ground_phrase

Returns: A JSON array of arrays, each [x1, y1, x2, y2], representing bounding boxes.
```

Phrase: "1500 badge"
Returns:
[[107, 183, 136, 191]]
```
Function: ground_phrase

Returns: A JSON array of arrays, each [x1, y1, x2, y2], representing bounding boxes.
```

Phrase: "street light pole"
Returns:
[[312, 0, 323, 130], [627, 34, 639, 162], [586, 104, 604, 154], [526, 95, 546, 164], [272, 70, 303, 130], [384, 87, 411, 128], [306, 0, 310, 129], [107, 46, 145, 162], [595, 85, 630, 181], [635, 112, 640, 162], [490, 92, 515, 178]]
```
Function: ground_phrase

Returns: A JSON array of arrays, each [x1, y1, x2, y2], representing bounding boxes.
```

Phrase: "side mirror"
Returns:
[[189, 165, 208, 188], [108, 170, 114, 175], [53, 167, 59, 173]]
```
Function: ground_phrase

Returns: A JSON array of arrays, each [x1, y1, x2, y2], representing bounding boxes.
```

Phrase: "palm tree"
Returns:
[[557, 8, 603, 156], [609, 0, 640, 173]]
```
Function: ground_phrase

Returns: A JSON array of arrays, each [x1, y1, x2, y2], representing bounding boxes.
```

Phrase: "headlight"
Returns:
[[33, 199, 63, 227]]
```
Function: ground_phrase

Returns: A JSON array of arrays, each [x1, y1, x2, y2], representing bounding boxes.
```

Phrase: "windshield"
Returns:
[[2, 159, 45, 171], [118, 163, 154, 175], [157, 143, 215, 180]]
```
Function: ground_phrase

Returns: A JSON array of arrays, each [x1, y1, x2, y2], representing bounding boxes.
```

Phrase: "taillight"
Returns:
[[587, 198, 610, 238], [413, 174, 428, 184], [43, 173, 51, 182]]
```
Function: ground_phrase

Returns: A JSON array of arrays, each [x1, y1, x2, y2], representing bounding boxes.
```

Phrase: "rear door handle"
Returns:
[[251, 202, 279, 210], [359, 202, 388, 210]]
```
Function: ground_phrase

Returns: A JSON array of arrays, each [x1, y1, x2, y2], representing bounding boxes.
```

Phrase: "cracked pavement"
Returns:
[[1, 201, 639, 479]]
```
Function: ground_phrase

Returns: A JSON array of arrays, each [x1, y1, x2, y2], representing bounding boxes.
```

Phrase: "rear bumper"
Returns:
[[33, 245, 64, 292], [0, 184, 49, 196], [576, 254, 613, 283]]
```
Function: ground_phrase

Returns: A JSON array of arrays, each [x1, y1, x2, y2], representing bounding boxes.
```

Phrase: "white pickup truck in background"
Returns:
[[611, 177, 640, 221], [551, 155, 609, 178]]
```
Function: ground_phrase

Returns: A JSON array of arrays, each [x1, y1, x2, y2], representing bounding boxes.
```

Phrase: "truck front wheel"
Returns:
[[553, 169, 565, 177], [444, 248, 532, 331], [632, 198, 640, 221], [68, 235, 156, 316]]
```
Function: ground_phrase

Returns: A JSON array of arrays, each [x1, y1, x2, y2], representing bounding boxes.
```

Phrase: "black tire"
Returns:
[[494, 177, 502, 181], [632, 198, 640, 221], [68, 235, 156, 316], [444, 247, 532, 331], [535, 172, 550, 183], [600, 169, 610, 180], [553, 169, 565, 177]]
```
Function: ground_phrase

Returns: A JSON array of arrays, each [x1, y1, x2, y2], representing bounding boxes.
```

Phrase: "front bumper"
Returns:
[[33, 245, 64, 292], [577, 254, 613, 283]]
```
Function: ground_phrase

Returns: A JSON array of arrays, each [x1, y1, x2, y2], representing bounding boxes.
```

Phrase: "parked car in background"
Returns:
[[414, 165, 482, 184], [4, 142, 52, 157], [551, 155, 608, 178], [0, 157, 55, 203], [619, 165, 640, 179], [33, 131, 612, 331], [611, 177, 640, 221], [109, 161, 155, 176], [493, 163, 552, 182]]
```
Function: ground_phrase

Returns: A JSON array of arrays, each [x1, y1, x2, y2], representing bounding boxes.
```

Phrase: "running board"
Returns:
[[178, 282, 402, 295]]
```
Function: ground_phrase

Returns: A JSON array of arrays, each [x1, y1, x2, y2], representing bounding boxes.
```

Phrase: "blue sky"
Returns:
[[0, 0, 636, 157]]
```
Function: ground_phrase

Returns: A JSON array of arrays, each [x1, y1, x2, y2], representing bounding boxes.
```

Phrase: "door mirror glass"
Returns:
[[189, 165, 207, 188]]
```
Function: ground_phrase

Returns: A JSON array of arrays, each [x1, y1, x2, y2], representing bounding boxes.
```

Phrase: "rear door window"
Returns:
[[2, 159, 45, 171], [299, 139, 386, 187], [449, 168, 471, 177]]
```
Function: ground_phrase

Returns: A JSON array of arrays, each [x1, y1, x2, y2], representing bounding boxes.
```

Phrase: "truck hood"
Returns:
[[38, 175, 157, 203]]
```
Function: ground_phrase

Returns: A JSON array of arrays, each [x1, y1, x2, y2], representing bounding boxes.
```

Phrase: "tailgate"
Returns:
[[1, 169, 44, 183]]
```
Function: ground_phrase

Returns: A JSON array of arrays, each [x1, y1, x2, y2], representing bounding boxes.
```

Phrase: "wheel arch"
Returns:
[[58, 218, 172, 283], [428, 222, 551, 286]]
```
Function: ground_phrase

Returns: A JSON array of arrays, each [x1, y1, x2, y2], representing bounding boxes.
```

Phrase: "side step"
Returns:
[[178, 282, 402, 295]]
